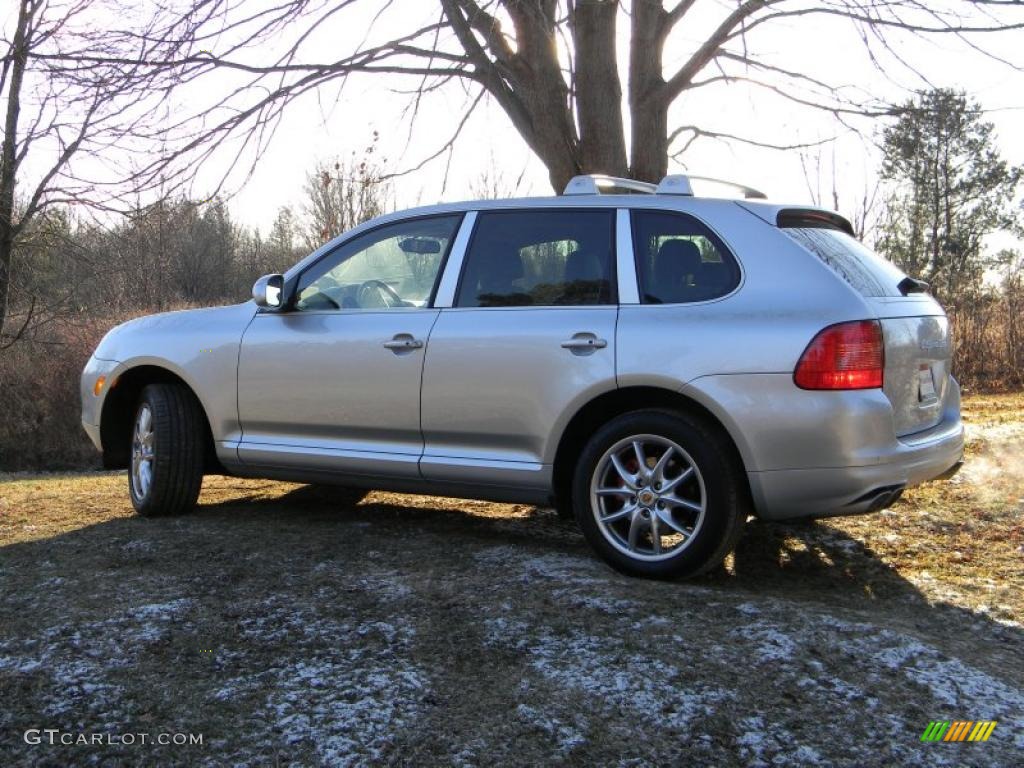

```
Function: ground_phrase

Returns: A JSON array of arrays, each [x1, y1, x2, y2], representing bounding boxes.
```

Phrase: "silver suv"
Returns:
[[81, 174, 964, 578]]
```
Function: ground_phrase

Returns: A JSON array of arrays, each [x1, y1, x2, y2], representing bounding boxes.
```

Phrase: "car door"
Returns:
[[236, 213, 463, 478], [419, 207, 619, 492]]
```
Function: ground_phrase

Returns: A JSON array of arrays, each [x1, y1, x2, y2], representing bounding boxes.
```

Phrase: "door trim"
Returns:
[[616, 208, 640, 304], [433, 211, 478, 308]]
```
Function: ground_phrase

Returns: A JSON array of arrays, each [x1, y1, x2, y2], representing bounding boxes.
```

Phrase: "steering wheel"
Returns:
[[297, 291, 340, 310], [356, 279, 403, 308]]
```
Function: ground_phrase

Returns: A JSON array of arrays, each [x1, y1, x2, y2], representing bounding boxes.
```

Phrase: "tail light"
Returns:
[[794, 320, 884, 390]]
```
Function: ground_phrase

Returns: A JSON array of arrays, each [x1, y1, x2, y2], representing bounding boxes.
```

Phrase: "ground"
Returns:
[[0, 394, 1022, 767]]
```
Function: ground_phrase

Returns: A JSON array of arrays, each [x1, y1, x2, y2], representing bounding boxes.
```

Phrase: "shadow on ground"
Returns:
[[1, 480, 1021, 767]]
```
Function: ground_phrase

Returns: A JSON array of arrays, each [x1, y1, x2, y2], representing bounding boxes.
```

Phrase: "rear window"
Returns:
[[456, 209, 615, 307], [632, 210, 741, 304], [783, 226, 907, 298]]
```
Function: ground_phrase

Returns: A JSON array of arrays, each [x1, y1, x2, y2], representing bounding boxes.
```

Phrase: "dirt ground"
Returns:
[[1, 394, 1022, 766]]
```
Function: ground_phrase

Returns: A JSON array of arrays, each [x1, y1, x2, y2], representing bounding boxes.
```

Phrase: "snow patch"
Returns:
[[729, 621, 798, 664]]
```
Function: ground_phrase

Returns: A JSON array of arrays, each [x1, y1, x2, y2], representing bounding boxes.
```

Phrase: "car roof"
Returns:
[[365, 194, 843, 219]]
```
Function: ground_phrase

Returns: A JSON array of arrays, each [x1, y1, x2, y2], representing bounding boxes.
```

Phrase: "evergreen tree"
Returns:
[[877, 89, 1022, 304]]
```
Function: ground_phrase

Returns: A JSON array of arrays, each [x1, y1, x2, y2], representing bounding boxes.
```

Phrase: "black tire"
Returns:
[[553, 495, 575, 520], [128, 383, 205, 517], [572, 408, 749, 579]]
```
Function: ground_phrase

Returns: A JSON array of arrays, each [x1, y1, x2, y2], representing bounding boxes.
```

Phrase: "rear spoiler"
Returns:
[[775, 209, 856, 237], [735, 202, 857, 238]]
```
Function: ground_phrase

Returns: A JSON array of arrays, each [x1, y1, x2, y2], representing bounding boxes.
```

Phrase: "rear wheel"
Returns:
[[573, 409, 748, 579], [129, 383, 205, 517]]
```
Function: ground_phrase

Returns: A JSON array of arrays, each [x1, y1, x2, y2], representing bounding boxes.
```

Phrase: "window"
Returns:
[[632, 210, 740, 304], [782, 225, 907, 298], [295, 215, 462, 310], [456, 209, 615, 308]]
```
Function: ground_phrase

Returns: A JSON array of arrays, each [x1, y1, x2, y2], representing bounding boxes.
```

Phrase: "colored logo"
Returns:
[[921, 721, 997, 742]]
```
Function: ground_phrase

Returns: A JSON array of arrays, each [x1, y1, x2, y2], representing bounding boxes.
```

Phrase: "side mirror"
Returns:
[[252, 274, 285, 309]]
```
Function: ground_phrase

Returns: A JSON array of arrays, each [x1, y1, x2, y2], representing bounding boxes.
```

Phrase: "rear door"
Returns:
[[419, 208, 619, 491], [782, 225, 952, 436]]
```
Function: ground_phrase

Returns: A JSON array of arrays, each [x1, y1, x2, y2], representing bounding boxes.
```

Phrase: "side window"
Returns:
[[456, 209, 615, 308], [295, 214, 462, 310], [632, 210, 740, 304]]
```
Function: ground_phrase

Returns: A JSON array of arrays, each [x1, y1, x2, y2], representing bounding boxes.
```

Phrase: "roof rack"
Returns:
[[562, 175, 658, 196], [562, 173, 767, 200]]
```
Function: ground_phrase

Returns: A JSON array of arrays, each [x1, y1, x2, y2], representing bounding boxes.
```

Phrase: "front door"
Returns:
[[420, 208, 619, 491], [237, 214, 463, 478]]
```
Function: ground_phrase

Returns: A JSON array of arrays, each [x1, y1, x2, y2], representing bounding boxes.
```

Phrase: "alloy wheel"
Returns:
[[589, 433, 706, 562], [131, 404, 155, 502]]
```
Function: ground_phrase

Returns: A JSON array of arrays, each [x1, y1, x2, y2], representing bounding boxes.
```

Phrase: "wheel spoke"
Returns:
[[649, 513, 662, 555], [661, 493, 702, 513], [655, 507, 692, 537], [661, 466, 694, 493], [609, 453, 637, 487], [596, 486, 634, 497], [627, 510, 643, 551], [600, 504, 635, 524], [651, 447, 675, 483], [632, 440, 648, 473]]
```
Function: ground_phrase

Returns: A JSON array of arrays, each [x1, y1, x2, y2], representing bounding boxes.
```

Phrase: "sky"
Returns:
[[9, 1, 1024, 246], [216, 0, 1024, 241]]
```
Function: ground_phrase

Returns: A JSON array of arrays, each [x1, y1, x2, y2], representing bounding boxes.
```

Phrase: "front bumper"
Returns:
[[80, 355, 120, 452], [82, 420, 102, 452]]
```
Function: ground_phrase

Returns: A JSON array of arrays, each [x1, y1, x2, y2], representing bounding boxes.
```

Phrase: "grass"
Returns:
[[1, 394, 1022, 766]]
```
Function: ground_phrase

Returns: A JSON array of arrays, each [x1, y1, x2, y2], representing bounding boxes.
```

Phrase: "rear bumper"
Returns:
[[683, 373, 965, 521], [748, 399, 964, 520]]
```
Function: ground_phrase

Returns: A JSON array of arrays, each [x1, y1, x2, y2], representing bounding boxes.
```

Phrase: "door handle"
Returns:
[[561, 334, 607, 352], [383, 335, 424, 351]]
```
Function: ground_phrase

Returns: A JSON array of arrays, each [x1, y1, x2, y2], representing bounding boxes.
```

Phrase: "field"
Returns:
[[1, 394, 1022, 766]]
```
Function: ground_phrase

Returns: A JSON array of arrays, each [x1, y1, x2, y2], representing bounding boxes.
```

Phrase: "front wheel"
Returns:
[[573, 409, 748, 579], [129, 383, 205, 516]]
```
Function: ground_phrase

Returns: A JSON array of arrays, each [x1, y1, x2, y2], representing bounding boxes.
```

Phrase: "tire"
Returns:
[[572, 408, 748, 579], [553, 495, 575, 520], [128, 383, 205, 517]]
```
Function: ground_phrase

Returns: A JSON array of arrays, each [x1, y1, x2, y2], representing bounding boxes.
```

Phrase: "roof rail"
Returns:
[[682, 175, 767, 200], [562, 173, 766, 200], [563, 175, 657, 196]]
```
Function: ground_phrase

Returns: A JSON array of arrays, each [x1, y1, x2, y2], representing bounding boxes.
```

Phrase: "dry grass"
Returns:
[[1, 395, 1022, 766], [826, 392, 1024, 622]]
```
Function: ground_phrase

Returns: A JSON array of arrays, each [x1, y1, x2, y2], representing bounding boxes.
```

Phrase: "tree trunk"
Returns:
[[503, 1, 581, 192], [571, 0, 627, 177], [628, 1, 669, 182], [0, 0, 31, 339]]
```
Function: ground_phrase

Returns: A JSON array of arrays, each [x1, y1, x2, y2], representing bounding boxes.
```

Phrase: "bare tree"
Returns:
[[799, 147, 881, 241], [6, 1, 1023, 340], [302, 139, 392, 250], [470, 151, 530, 199], [0, 0, 198, 343], [53, 0, 1022, 203]]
